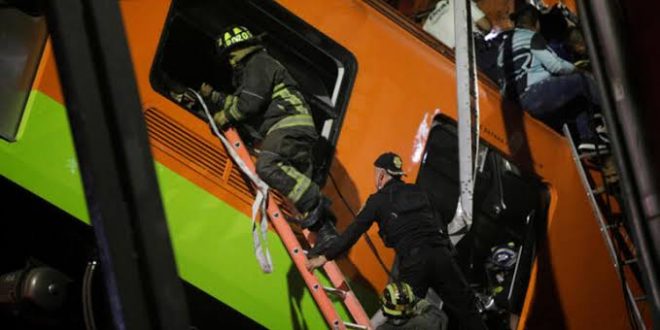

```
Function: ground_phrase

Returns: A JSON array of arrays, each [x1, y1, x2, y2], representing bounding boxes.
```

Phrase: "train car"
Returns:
[[0, 0, 646, 328]]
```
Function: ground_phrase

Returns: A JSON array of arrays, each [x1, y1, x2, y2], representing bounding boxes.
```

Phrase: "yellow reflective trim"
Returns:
[[383, 308, 403, 316], [272, 87, 308, 115], [229, 103, 242, 121], [223, 95, 243, 121], [213, 111, 227, 126], [386, 285, 396, 304], [267, 114, 314, 135], [277, 163, 312, 203], [273, 83, 285, 93], [272, 88, 287, 99], [405, 283, 414, 300]]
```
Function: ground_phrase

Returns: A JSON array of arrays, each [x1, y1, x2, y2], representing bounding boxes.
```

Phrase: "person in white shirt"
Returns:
[[422, 0, 492, 49]]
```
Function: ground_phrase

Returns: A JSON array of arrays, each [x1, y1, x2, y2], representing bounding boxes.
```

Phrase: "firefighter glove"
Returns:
[[213, 111, 230, 130], [200, 82, 213, 98]]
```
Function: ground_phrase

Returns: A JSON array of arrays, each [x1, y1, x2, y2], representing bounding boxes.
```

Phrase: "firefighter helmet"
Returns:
[[381, 282, 416, 318], [216, 25, 258, 55]]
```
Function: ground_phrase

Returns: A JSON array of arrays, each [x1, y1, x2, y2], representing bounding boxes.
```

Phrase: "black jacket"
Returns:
[[324, 179, 448, 260], [214, 47, 316, 139]]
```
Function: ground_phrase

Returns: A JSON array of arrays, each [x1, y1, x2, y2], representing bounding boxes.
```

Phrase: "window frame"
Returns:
[[0, 5, 48, 142], [148, 0, 358, 148], [363, 0, 500, 89], [416, 114, 549, 314]]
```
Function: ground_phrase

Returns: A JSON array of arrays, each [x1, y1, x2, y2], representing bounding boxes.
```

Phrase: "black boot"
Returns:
[[308, 219, 339, 257], [297, 197, 328, 229], [296, 197, 338, 256]]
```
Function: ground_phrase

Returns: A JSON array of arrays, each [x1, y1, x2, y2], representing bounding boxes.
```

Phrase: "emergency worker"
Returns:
[[377, 282, 448, 330], [201, 25, 337, 253], [306, 152, 487, 330]]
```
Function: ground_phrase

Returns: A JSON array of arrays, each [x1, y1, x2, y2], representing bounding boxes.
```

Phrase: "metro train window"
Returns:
[[363, 0, 506, 83], [417, 116, 549, 322], [150, 0, 357, 183], [0, 6, 47, 142]]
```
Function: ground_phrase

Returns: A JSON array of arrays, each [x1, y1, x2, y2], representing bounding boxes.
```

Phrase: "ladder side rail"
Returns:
[[222, 129, 347, 329], [563, 125, 620, 269], [564, 125, 645, 329], [265, 196, 345, 330], [303, 229, 373, 328], [193, 90, 365, 329]]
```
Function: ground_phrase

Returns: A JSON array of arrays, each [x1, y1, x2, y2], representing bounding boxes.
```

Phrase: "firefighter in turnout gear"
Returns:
[[200, 25, 338, 254], [306, 153, 487, 330], [377, 282, 448, 330]]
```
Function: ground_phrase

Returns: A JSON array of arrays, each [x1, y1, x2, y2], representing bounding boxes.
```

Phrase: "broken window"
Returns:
[[417, 116, 549, 320]]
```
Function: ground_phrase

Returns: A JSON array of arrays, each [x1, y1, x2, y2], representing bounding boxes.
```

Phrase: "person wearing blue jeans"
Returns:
[[520, 72, 601, 142], [498, 4, 607, 154]]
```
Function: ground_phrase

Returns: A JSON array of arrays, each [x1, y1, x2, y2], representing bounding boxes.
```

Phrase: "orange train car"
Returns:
[[0, 0, 648, 328]]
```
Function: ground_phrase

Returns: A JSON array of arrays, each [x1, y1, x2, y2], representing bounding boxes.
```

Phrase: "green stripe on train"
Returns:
[[0, 91, 367, 329]]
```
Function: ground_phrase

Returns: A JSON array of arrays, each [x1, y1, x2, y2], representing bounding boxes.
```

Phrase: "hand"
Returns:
[[200, 82, 213, 98], [574, 60, 590, 70], [169, 90, 197, 110], [305, 255, 327, 272], [212, 111, 230, 131]]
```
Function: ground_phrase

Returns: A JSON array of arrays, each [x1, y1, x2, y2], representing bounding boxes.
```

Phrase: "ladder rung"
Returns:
[[324, 286, 348, 298], [635, 295, 647, 302], [593, 186, 606, 195], [623, 258, 637, 265], [344, 321, 368, 330], [210, 125, 372, 330]]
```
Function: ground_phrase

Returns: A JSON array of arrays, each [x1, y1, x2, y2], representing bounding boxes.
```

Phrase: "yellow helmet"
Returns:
[[215, 25, 258, 55], [381, 282, 416, 318]]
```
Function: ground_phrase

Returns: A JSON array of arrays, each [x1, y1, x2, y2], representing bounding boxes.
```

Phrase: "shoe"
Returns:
[[308, 220, 339, 257], [298, 197, 330, 229], [578, 140, 610, 157], [475, 293, 497, 313], [596, 124, 610, 144]]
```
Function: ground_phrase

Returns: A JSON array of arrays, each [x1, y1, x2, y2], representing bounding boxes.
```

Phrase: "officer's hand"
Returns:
[[305, 255, 327, 272], [200, 83, 213, 98]]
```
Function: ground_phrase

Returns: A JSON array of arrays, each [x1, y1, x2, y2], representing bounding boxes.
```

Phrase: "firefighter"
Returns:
[[200, 25, 337, 253], [378, 282, 448, 330], [306, 152, 487, 330]]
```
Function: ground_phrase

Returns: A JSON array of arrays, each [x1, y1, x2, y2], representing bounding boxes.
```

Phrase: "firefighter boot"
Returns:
[[308, 218, 339, 257], [303, 197, 338, 256]]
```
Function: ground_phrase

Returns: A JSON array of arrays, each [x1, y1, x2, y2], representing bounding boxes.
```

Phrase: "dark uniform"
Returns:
[[321, 154, 487, 330], [378, 299, 448, 330], [207, 26, 322, 217]]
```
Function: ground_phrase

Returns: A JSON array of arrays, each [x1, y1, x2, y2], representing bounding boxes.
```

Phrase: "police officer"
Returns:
[[306, 152, 487, 330], [201, 25, 337, 253], [378, 282, 447, 330]]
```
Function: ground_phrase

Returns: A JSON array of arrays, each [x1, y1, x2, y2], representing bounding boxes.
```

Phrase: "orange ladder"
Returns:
[[223, 127, 372, 330], [191, 89, 372, 329]]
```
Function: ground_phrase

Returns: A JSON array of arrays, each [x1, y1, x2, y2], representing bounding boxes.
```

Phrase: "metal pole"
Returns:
[[449, 0, 479, 243], [44, 0, 190, 328]]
